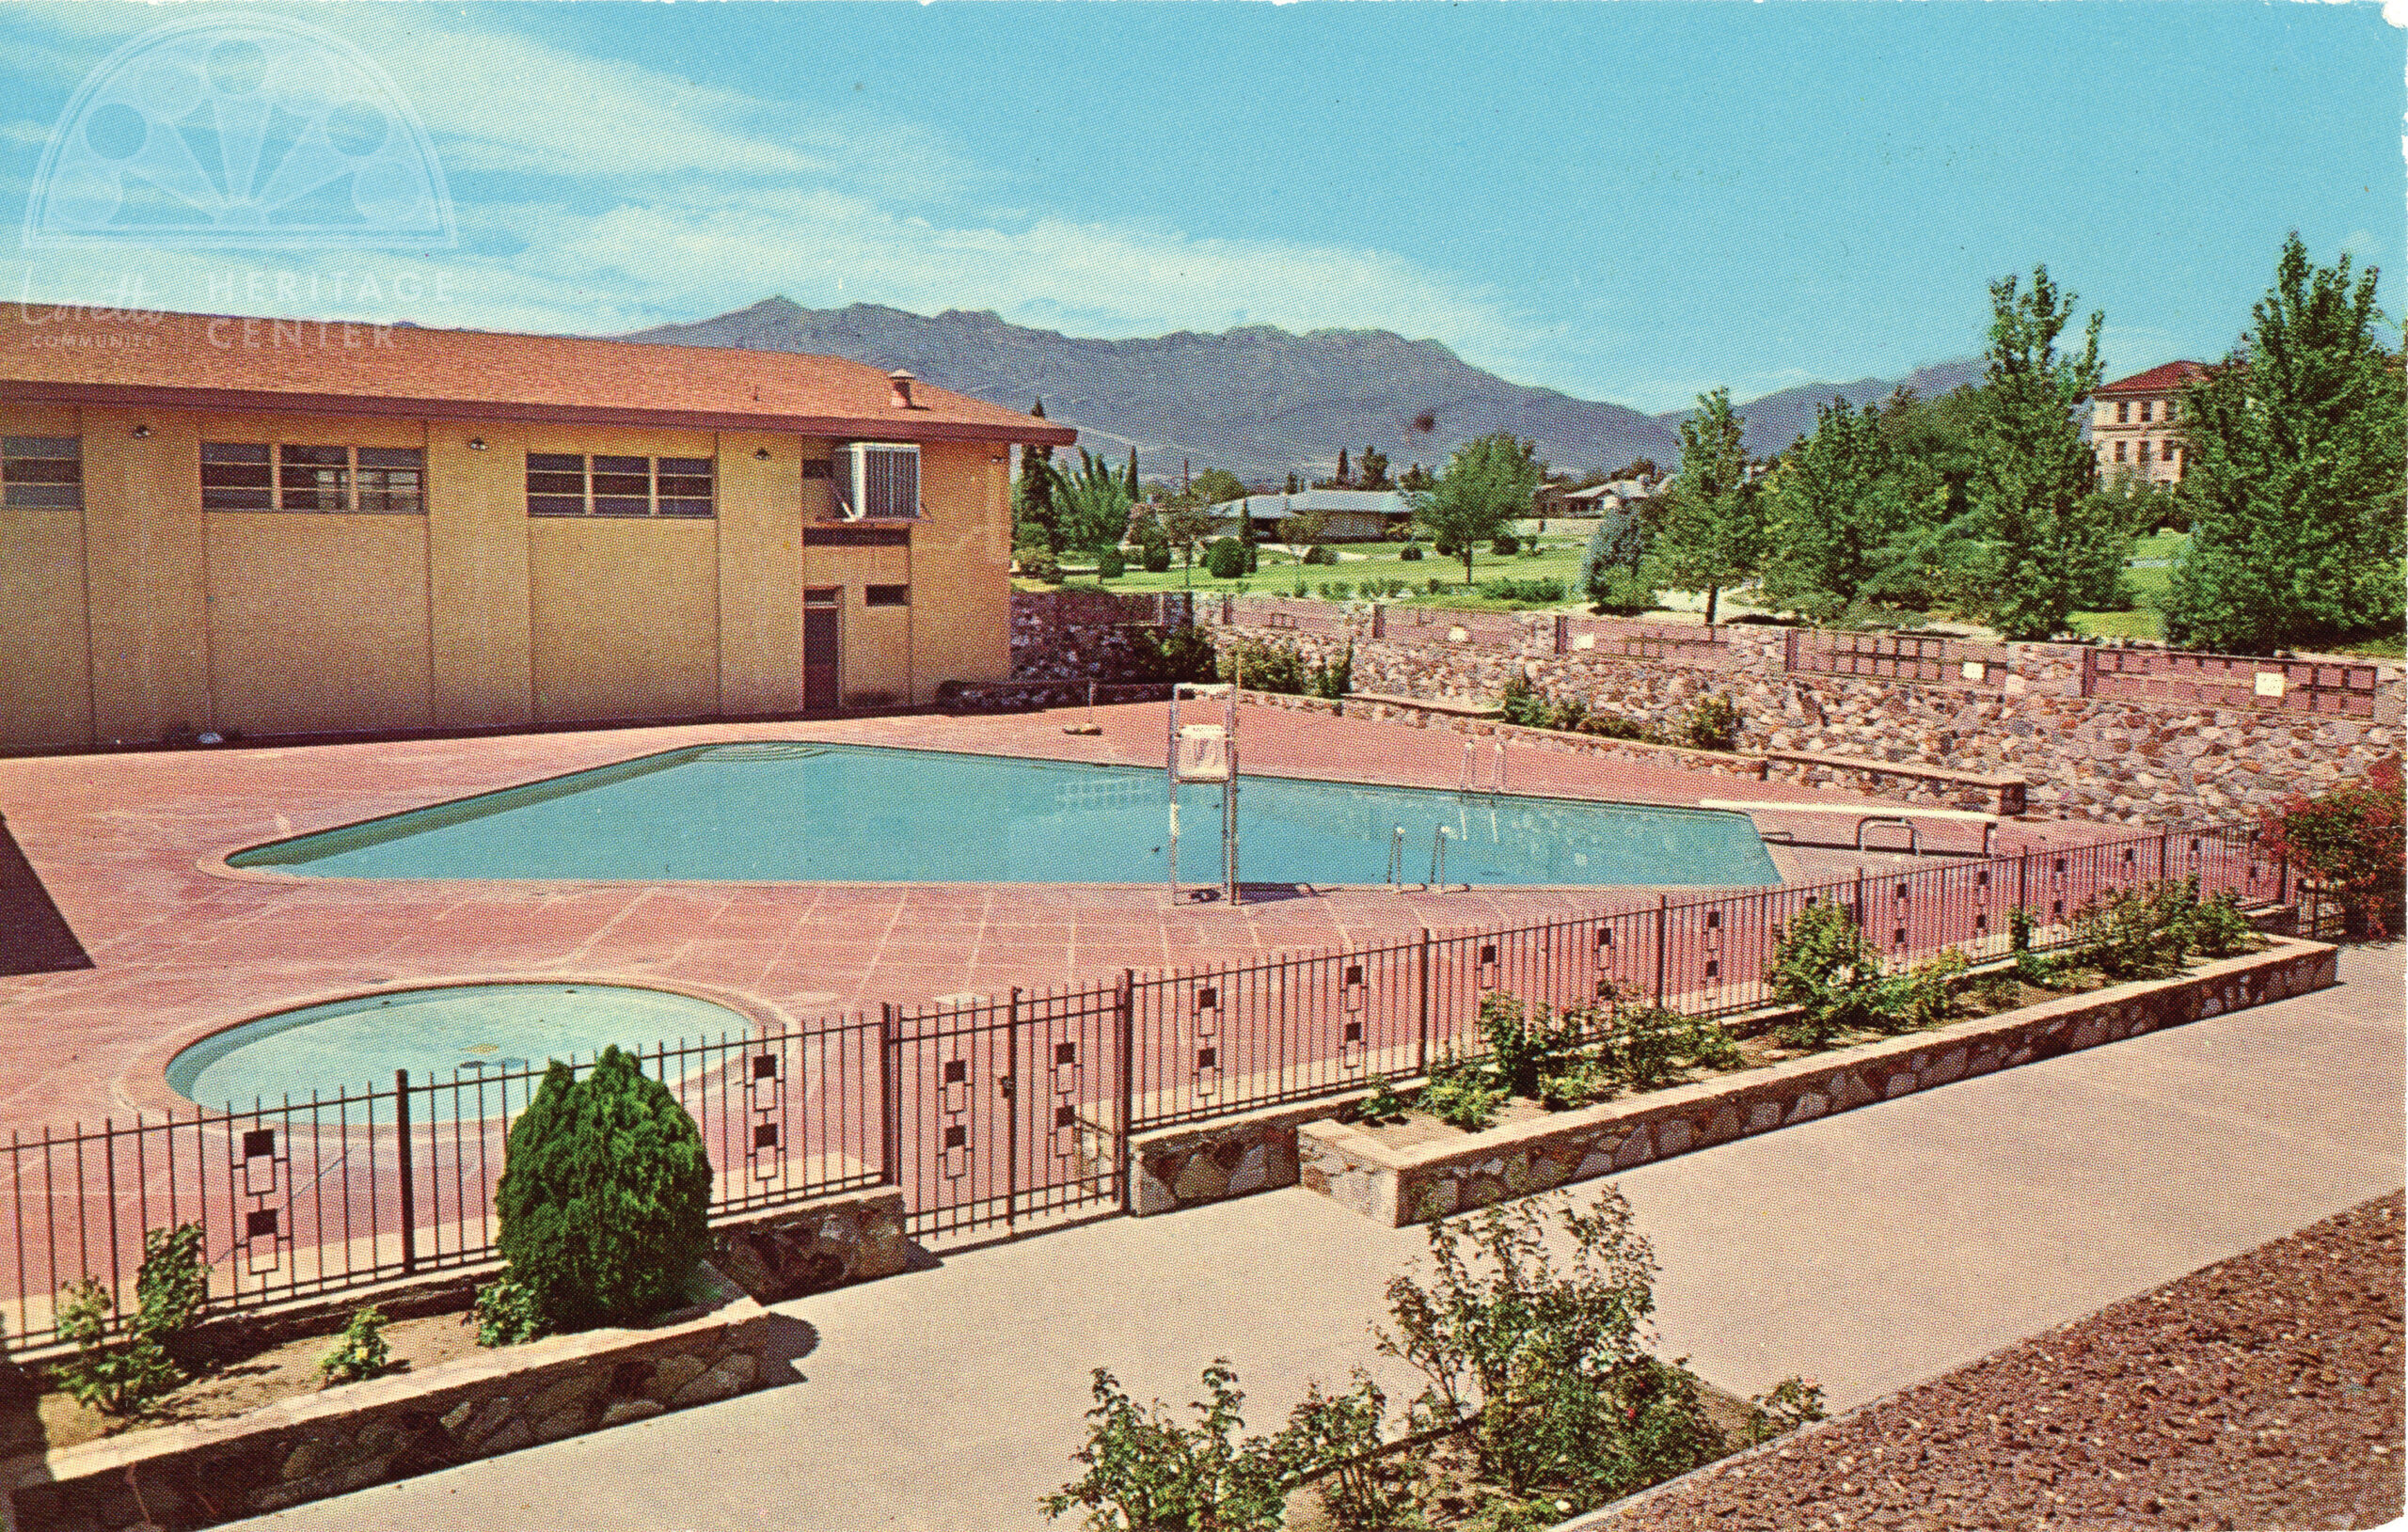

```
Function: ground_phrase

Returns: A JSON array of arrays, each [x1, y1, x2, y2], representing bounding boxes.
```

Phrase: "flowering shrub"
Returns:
[[2258, 759, 2405, 937]]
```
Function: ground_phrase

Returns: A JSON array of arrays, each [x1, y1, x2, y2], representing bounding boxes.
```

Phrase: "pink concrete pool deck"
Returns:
[[0, 702, 2125, 1133]]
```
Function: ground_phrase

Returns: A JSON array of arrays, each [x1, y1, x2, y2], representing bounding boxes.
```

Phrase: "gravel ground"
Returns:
[[1595, 1191, 2405, 1531]]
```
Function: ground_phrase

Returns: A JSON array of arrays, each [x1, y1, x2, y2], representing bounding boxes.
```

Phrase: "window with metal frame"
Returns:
[[2, 435, 82, 509], [526, 452, 715, 518], [203, 442, 424, 513], [863, 584, 910, 607]]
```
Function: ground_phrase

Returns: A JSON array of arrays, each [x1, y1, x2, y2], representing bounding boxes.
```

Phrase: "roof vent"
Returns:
[[887, 369, 918, 408]]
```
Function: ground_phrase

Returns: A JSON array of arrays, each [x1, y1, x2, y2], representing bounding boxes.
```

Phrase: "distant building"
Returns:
[[1557, 473, 1663, 514], [1207, 489, 1414, 542], [2092, 361, 2208, 487]]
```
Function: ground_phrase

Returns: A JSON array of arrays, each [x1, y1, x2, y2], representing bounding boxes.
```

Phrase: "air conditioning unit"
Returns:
[[835, 442, 920, 519]]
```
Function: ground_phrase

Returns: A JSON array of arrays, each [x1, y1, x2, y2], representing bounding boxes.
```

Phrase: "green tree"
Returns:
[[1400, 462, 1433, 493], [1651, 388, 1764, 624], [1577, 504, 1655, 612], [1016, 398, 1059, 553], [1190, 466, 1247, 506], [2163, 233, 2407, 654], [1124, 446, 1140, 498], [1356, 444, 1391, 490], [1335, 448, 1350, 487], [1759, 395, 1957, 623], [1411, 432, 1545, 584], [495, 1047, 712, 1332], [1283, 470, 1302, 495], [1965, 266, 2127, 640], [1049, 449, 1137, 554], [1162, 498, 1215, 584], [1280, 500, 1331, 561]]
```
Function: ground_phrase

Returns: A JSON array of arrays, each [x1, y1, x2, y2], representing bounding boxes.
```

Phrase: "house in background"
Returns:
[[0, 308, 1071, 752], [1557, 472, 1664, 515], [2092, 361, 2208, 487], [1207, 489, 1414, 542]]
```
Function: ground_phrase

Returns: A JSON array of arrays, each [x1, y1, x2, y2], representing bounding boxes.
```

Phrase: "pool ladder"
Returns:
[[1459, 740, 1507, 796], [1386, 824, 1457, 892]]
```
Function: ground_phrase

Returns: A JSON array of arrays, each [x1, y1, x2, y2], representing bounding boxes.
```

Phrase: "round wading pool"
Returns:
[[166, 983, 750, 1108]]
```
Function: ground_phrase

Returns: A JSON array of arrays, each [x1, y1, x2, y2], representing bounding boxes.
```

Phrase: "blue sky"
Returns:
[[3, 2, 2399, 412]]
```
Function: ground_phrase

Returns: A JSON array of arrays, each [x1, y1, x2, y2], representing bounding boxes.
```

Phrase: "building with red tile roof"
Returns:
[[2092, 361, 2208, 488], [0, 307, 1075, 750]]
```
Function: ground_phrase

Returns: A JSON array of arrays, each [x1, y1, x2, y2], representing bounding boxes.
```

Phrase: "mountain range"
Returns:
[[619, 298, 1979, 484]]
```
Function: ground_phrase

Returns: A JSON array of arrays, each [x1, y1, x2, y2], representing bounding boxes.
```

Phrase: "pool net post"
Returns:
[[1164, 688, 1180, 899], [1223, 681, 1239, 907], [393, 1069, 417, 1276]]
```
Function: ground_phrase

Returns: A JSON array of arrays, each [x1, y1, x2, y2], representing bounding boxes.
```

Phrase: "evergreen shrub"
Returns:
[[496, 1047, 712, 1332]]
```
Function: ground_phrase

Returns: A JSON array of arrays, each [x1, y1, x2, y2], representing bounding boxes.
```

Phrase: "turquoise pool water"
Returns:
[[168, 983, 747, 1107], [229, 743, 1781, 889]]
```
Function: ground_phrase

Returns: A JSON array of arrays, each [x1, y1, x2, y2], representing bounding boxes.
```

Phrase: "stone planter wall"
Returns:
[[1010, 589, 1194, 680], [941, 679, 1172, 714], [1130, 1094, 1384, 1216], [709, 1187, 912, 1303], [6, 1274, 777, 1532], [1295, 939, 2337, 1227], [1011, 592, 2402, 830]]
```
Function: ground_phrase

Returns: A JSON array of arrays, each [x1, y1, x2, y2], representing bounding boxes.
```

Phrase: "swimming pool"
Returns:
[[167, 983, 748, 1108], [229, 743, 1782, 889]]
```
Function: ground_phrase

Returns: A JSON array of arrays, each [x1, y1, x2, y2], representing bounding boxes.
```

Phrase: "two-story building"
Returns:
[[2092, 361, 2208, 487], [0, 307, 1073, 752]]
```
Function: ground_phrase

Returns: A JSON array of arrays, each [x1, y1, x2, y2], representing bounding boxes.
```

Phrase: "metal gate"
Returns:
[[886, 984, 1126, 1242]]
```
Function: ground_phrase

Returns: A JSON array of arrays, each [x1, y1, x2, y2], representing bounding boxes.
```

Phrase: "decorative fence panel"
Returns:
[[0, 825, 2285, 1353], [2083, 648, 2383, 719], [1212, 596, 1354, 639], [1784, 629, 2011, 688], [884, 987, 1124, 1244], [1383, 606, 1524, 651], [1558, 616, 1734, 671]]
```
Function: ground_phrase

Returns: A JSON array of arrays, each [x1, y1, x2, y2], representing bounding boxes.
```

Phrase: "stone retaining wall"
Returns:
[[6, 1274, 776, 1531], [941, 679, 1172, 713], [1294, 939, 2337, 1227], [709, 1188, 912, 1302], [1130, 1095, 1381, 1216], [1010, 589, 1193, 681], [1007, 592, 2403, 829]]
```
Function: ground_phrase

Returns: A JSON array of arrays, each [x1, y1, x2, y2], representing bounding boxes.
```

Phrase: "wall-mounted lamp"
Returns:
[[467, 437, 487, 451], [753, 447, 771, 461], [131, 424, 151, 439]]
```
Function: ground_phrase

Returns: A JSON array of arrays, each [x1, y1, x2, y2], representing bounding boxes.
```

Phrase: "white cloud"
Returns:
[[5, 5, 1565, 391]]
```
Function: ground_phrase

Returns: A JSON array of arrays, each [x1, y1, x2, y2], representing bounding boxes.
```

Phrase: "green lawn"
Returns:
[[1019, 530, 1597, 610]]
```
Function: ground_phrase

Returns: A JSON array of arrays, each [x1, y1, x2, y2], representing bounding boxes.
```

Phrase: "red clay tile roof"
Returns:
[[0, 307, 1076, 445], [2095, 360, 2210, 397]]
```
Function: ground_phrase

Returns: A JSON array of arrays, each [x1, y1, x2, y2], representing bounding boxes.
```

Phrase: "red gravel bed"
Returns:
[[1600, 1191, 2406, 1530]]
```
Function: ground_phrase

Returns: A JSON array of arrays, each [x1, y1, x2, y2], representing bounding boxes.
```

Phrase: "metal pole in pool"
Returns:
[[1224, 680, 1240, 906], [1165, 687, 1180, 899]]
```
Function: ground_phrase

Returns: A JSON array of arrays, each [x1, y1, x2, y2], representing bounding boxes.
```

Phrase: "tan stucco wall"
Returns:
[[0, 508, 93, 751], [0, 407, 1016, 750], [906, 441, 1012, 696], [80, 408, 212, 747], [427, 422, 533, 729], [530, 517, 720, 723], [205, 513, 434, 736]]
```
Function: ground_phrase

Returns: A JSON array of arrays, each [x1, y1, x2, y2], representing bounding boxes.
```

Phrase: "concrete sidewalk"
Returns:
[[243, 943, 2404, 1532]]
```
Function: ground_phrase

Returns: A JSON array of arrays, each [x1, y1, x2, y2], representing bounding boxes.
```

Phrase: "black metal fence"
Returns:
[[2, 823, 2285, 1351]]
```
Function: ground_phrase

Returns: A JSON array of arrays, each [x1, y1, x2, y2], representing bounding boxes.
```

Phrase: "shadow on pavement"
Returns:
[[0, 817, 88, 975]]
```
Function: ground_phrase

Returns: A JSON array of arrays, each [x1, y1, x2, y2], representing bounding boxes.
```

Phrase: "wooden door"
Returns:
[[803, 588, 840, 711]]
